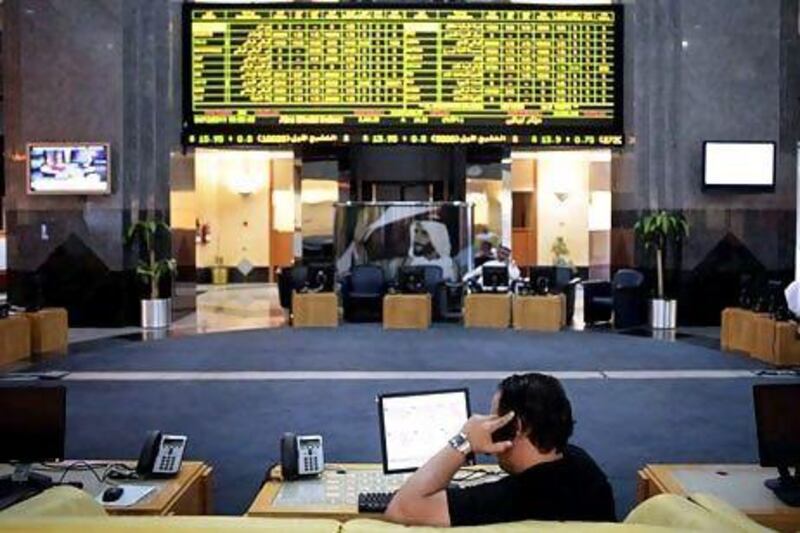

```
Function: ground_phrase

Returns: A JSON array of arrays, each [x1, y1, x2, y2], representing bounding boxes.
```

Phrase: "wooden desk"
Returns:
[[24, 308, 68, 356], [293, 292, 338, 328], [721, 308, 761, 355], [383, 293, 431, 329], [721, 308, 800, 367], [247, 463, 502, 521], [512, 294, 566, 332], [0, 315, 31, 367], [463, 293, 511, 329], [637, 464, 800, 532], [773, 321, 800, 366], [0, 461, 213, 516]]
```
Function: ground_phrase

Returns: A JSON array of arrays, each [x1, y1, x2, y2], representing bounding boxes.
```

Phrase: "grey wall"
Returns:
[[613, 0, 799, 324], [3, 0, 183, 326]]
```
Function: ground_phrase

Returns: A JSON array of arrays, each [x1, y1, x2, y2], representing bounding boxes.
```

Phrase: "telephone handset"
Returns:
[[136, 430, 188, 478], [491, 413, 518, 444], [280, 432, 324, 481]]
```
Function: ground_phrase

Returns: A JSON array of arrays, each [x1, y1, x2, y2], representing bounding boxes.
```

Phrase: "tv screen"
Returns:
[[703, 141, 775, 189], [28, 143, 111, 195], [184, 4, 624, 147]]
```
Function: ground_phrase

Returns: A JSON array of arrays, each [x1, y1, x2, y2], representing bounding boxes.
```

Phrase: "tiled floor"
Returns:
[[68, 283, 287, 344]]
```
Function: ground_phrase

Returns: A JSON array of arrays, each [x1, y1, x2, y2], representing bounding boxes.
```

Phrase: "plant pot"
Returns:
[[141, 298, 171, 329], [649, 298, 677, 330]]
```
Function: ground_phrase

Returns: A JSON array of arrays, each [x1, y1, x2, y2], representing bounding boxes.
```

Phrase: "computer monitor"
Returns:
[[482, 266, 509, 293], [378, 388, 472, 474], [397, 266, 426, 294], [753, 384, 800, 506], [0, 385, 66, 509], [0, 385, 66, 463], [306, 263, 335, 293]]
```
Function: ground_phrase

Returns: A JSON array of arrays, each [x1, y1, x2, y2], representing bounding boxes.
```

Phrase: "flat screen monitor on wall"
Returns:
[[183, 3, 624, 147], [703, 141, 776, 191], [27, 143, 111, 195]]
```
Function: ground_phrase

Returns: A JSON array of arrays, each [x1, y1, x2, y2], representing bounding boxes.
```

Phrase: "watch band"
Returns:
[[448, 432, 472, 456]]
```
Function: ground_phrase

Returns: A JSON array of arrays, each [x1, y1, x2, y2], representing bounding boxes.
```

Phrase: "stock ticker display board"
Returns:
[[184, 4, 624, 147]]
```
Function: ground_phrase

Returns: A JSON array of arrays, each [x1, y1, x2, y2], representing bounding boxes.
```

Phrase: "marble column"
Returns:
[[612, 0, 800, 325], [3, 0, 182, 326]]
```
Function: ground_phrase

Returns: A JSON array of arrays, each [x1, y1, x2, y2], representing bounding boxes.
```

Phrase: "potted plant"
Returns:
[[127, 219, 176, 329], [634, 210, 689, 329], [551, 236, 573, 268]]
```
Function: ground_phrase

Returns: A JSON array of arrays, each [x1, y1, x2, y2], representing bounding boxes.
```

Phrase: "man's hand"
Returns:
[[461, 412, 516, 455]]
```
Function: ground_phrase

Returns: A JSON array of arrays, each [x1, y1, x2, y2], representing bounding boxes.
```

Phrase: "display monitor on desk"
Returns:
[[0, 385, 66, 509], [482, 266, 510, 293], [378, 388, 471, 474], [398, 266, 426, 295], [754, 383, 800, 506]]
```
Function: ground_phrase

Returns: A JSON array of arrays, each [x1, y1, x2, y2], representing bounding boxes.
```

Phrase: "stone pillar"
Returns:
[[3, 0, 182, 326], [612, 0, 799, 325]]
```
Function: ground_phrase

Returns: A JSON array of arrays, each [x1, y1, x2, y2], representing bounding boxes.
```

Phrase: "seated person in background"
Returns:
[[385, 373, 615, 527], [462, 245, 521, 290], [474, 240, 495, 268]]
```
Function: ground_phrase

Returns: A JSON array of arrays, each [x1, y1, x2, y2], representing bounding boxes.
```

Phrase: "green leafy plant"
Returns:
[[126, 219, 176, 300], [551, 236, 572, 267], [634, 211, 689, 299]]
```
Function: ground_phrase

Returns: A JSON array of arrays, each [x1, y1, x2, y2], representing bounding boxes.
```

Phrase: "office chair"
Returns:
[[277, 265, 309, 311], [341, 265, 387, 322], [583, 269, 647, 329]]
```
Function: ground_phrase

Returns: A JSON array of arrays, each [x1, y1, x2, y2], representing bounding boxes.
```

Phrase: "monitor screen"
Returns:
[[28, 144, 111, 195], [483, 265, 510, 291], [753, 384, 800, 468], [307, 263, 335, 292], [184, 4, 624, 147], [379, 388, 471, 474], [703, 142, 775, 189], [0, 385, 66, 463], [398, 266, 426, 294]]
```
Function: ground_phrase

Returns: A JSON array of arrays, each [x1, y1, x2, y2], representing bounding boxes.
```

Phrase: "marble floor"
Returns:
[[69, 283, 287, 344]]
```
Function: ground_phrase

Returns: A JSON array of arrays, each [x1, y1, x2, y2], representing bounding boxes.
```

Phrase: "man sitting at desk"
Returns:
[[462, 245, 521, 291], [385, 373, 615, 526]]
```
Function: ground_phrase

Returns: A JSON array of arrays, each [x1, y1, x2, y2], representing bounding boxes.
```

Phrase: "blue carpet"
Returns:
[[30, 325, 763, 372], [59, 377, 796, 517]]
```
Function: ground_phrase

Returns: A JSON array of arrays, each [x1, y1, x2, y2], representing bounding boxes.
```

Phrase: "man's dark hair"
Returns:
[[497, 373, 575, 453]]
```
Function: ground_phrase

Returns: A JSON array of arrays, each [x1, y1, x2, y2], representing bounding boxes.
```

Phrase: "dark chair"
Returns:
[[419, 265, 447, 320], [277, 265, 309, 311], [341, 265, 387, 322], [436, 281, 465, 321], [583, 269, 647, 329], [529, 266, 581, 324]]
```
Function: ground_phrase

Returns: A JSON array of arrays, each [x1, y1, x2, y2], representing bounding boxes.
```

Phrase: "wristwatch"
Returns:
[[448, 432, 472, 456]]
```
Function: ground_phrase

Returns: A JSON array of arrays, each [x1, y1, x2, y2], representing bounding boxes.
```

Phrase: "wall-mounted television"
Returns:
[[703, 141, 776, 191], [27, 143, 111, 195]]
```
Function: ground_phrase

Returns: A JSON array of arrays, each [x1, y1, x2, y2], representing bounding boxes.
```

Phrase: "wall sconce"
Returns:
[[554, 191, 569, 203], [229, 175, 258, 196]]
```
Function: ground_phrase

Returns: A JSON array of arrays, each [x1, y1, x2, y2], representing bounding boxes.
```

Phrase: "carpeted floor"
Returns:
[[8, 326, 796, 519], [31, 324, 764, 372]]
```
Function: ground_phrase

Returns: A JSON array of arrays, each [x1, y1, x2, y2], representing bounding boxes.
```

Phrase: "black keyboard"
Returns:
[[0, 486, 43, 511], [358, 491, 394, 513]]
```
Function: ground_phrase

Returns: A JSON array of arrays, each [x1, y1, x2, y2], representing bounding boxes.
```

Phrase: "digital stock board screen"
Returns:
[[184, 4, 624, 147]]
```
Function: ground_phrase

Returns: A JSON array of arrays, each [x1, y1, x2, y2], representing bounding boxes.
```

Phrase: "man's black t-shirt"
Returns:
[[447, 445, 615, 526]]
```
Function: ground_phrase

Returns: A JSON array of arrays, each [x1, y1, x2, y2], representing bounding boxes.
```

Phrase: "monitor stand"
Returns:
[[0, 464, 53, 511], [765, 465, 800, 507]]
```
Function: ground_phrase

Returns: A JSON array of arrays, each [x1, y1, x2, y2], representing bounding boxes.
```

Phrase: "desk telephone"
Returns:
[[136, 431, 187, 478], [280, 433, 324, 481]]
